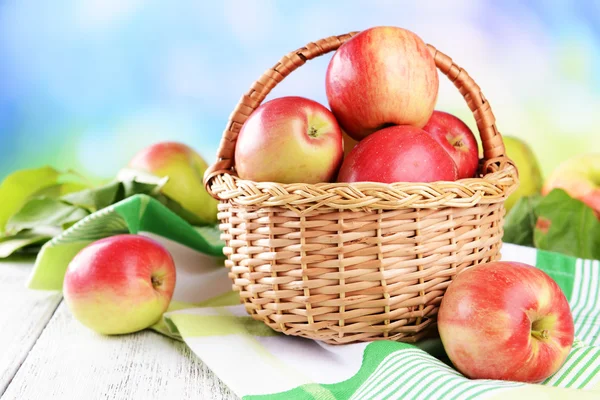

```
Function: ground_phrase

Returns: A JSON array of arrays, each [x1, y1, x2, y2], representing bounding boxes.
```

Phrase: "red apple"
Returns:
[[326, 26, 439, 141], [235, 96, 343, 184], [422, 111, 480, 179], [337, 125, 458, 183], [342, 130, 359, 158], [438, 261, 574, 383], [125, 142, 219, 224], [63, 234, 176, 335], [542, 153, 600, 217]]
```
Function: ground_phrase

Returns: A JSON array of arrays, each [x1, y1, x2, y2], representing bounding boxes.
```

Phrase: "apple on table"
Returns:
[[234, 96, 343, 184], [63, 234, 176, 335], [438, 261, 574, 383], [326, 26, 439, 141], [543, 153, 600, 217], [126, 142, 219, 225]]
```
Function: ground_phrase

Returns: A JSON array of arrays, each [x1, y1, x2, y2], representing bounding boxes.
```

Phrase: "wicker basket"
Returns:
[[203, 31, 518, 345]]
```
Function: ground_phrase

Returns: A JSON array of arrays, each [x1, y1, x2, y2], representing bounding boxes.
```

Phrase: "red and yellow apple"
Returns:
[[326, 26, 439, 140], [337, 125, 458, 183], [63, 234, 176, 335], [438, 261, 574, 383], [127, 142, 219, 224], [542, 153, 600, 216], [422, 111, 480, 179], [235, 96, 343, 184]]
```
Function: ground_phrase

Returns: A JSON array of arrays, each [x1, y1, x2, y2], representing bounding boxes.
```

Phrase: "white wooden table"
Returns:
[[0, 258, 238, 400]]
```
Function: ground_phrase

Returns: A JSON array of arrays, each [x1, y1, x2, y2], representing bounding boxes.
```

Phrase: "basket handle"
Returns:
[[204, 31, 511, 194]]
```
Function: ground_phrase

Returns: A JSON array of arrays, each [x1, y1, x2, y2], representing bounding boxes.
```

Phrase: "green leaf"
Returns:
[[32, 182, 91, 198], [6, 198, 90, 234], [62, 181, 121, 211], [0, 166, 61, 235], [0, 230, 53, 258], [503, 195, 542, 247], [121, 177, 167, 199], [61, 176, 166, 213], [534, 189, 600, 260]]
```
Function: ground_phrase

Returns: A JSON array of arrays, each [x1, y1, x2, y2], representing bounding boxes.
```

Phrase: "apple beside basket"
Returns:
[[203, 31, 519, 345]]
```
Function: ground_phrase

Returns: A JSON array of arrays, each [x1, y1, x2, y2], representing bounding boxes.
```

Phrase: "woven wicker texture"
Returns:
[[204, 32, 518, 344]]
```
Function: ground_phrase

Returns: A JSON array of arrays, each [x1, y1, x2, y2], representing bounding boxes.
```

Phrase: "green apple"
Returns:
[[504, 136, 543, 211], [127, 142, 218, 224], [543, 153, 600, 216]]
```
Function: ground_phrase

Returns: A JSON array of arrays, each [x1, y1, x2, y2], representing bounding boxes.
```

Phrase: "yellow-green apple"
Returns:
[[337, 125, 458, 183], [422, 111, 480, 179], [63, 234, 176, 335], [503, 136, 543, 211], [127, 142, 218, 224], [325, 26, 438, 140], [235, 96, 343, 184], [542, 153, 600, 216], [438, 261, 574, 383]]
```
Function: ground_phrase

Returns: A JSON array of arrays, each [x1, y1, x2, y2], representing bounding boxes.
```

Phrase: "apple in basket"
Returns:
[[235, 96, 344, 184], [422, 110, 480, 179], [63, 234, 176, 335], [438, 261, 574, 383], [326, 26, 439, 140], [542, 153, 600, 217], [125, 141, 219, 224], [337, 125, 458, 183]]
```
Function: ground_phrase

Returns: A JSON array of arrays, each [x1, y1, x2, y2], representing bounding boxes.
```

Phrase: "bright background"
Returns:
[[0, 0, 599, 181]]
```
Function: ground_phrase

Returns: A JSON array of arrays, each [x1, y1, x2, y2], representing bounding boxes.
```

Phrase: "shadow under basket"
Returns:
[[204, 31, 518, 345]]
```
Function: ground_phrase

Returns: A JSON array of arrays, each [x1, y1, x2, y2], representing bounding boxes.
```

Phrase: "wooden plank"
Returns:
[[2, 303, 237, 400], [0, 260, 62, 395]]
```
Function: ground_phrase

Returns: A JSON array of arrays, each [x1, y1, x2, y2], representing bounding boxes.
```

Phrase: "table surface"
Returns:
[[0, 258, 237, 400]]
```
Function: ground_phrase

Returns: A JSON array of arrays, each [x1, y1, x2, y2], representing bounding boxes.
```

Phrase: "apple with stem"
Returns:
[[438, 261, 574, 383], [63, 234, 176, 335], [422, 111, 480, 179], [326, 26, 439, 140], [235, 96, 343, 184]]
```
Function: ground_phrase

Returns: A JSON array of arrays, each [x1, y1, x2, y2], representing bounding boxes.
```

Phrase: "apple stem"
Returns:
[[448, 136, 464, 147], [151, 275, 162, 289], [531, 329, 550, 340]]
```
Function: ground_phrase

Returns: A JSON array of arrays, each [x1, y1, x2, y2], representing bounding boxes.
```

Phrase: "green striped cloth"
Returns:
[[28, 195, 600, 399]]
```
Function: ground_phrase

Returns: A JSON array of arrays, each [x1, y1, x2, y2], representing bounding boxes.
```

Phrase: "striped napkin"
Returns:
[[28, 195, 600, 399]]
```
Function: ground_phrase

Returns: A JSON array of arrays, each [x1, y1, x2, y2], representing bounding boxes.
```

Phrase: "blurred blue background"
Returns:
[[0, 0, 599, 181]]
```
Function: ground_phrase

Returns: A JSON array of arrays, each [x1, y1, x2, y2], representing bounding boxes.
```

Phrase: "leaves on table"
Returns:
[[504, 189, 600, 260], [6, 198, 90, 234], [0, 230, 56, 258], [30, 182, 91, 199], [0, 167, 61, 235], [503, 195, 542, 247], [0, 165, 213, 258], [534, 189, 600, 260]]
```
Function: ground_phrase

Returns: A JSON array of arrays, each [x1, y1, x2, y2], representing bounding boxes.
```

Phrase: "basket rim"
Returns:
[[209, 164, 517, 214]]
